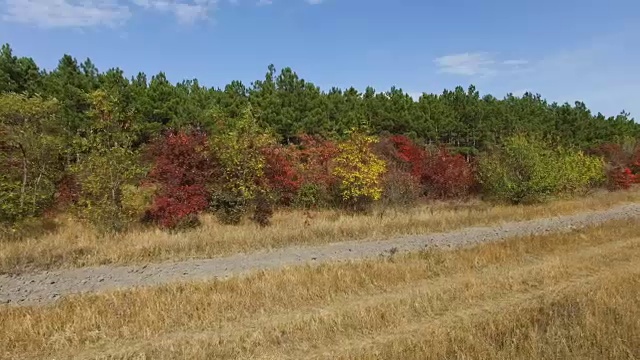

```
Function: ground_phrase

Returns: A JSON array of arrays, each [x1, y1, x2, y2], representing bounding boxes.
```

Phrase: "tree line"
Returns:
[[1, 44, 638, 153], [1, 43, 639, 236]]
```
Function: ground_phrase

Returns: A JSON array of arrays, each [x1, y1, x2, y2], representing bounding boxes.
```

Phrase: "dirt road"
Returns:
[[2, 203, 639, 306]]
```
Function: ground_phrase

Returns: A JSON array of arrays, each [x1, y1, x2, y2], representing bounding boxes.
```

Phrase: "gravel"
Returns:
[[1, 203, 639, 306]]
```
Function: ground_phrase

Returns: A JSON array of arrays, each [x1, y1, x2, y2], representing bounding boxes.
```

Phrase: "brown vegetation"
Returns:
[[1, 217, 639, 359], [1, 188, 639, 274]]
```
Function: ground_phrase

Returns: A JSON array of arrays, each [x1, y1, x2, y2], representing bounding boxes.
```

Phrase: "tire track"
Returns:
[[1, 203, 639, 306]]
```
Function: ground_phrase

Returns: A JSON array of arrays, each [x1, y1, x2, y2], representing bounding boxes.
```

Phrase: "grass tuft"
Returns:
[[1, 188, 639, 274], [1, 217, 639, 359]]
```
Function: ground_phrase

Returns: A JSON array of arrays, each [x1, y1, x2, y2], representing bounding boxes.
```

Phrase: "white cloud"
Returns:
[[132, 0, 217, 24], [434, 52, 529, 77], [2, 0, 131, 28], [502, 59, 528, 66], [1, 0, 324, 27], [434, 52, 496, 76], [1, 0, 228, 27], [463, 25, 640, 118]]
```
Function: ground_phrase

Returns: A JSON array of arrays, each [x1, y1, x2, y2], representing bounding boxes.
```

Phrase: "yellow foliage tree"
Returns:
[[332, 132, 386, 210], [209, 106, 275, 224]]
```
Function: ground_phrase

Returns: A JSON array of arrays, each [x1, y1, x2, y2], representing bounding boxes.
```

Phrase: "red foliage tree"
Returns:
[[145, 131, 213, 228], [610, 168, 636, 190], [146, 185, 209, 228], [381, 136, 475, 199], [261, 145, 301, 205], [373, 135, 423, 206], [388, 135, 426, 178], [297, 134, 339, 189], [633, 148, 640, 183], [588, 143, 640, 189], [588, 143, 629, 167], [421, 147, 476, 199]]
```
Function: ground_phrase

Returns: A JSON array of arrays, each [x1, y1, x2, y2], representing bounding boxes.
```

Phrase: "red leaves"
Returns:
[[261, 146, 301, 205], [385, 136, 475, 199], [297, 134, 339, 189], [147, 131, 211, 189], [609, 167, 636, 190], [145, 131, 212, 228], [147, 185, 209, 228], [388, 135, 426, 178], [421, 147, 475, 199], [589, 142, 640, 189], [633, 149, 640, 183], [589, 143, 631, 168]]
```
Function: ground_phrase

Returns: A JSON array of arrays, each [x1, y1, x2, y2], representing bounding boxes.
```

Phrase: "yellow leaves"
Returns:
[[332, 133, 386, 203], [121, 184, 156, 220], [0, 93, 59, 124], [479, 135, 606, 204], [556, 151, 605, 194], [210, 109, 274, 201]]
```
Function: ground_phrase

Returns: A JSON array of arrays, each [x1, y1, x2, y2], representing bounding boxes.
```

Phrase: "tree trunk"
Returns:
[[19, 143, 27, 211], [32, 163, 45, 214]]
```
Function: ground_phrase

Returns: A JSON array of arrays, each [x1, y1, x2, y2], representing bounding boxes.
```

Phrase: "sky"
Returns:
[[0, 0, 638, 118]]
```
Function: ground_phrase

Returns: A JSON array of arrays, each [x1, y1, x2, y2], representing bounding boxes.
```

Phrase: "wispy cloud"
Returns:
[[451, 25, 640, 118], [434, 52, 528, 77], [434, 52, 496, 76], [514, 27, 640, 117], [502, 59, 528, 66], [2, 0, 131, 28], [132, 0, 218, 24], [2, 0, 325, 27]]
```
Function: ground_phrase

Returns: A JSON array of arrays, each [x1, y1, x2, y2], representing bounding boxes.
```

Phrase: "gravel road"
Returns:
[[2, 203, 639, 306]]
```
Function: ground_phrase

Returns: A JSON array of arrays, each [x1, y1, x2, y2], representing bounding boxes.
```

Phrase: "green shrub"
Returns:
[[210, 191, 249, 225], [71, 91, 147, 233], [0, 175, 58, 226], [209, 108, 273, 203], [478, 135, 605, 204], [208, 107, 275, 225], [0, 94, 63, 225], [555, 149, 605, 195], [293, 183, 339, 210], [121, 184, 156, 222], [71, 149, 146, 233], [0, 179, 26, 224]]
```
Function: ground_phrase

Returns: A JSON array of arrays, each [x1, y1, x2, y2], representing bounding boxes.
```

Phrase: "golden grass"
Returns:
[[1, 188, 640, 274], [1, 217, 639, 359]]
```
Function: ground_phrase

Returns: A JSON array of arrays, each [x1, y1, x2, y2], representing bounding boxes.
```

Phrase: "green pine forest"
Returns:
[[1, 44, 637, 149]]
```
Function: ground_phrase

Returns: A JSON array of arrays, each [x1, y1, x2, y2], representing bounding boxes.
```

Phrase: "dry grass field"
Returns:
[[2, 188, 640, 274], [1, 217, 639, 360]]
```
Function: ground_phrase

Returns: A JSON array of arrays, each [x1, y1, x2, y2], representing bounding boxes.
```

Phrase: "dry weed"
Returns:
[[1, 188, 639, 274], [0, 218, 638, 359]]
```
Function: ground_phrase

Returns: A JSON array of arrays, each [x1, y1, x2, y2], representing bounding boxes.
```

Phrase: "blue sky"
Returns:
[[0, 0, 638, 118]]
